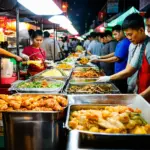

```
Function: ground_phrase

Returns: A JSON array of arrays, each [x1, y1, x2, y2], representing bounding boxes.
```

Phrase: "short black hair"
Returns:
[[44, 31, 50, 38], [122, 13, 145, 30], [90, 32, 97, 38], [112, 25, 122, 32], [98, 32, 105, 38], [31, 30, 43, 39], [145, 7, 150, 19], [28, 29, 34, 38], [104, 30, 112, 37]]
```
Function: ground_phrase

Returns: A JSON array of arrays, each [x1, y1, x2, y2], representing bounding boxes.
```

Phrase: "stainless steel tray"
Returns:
[[71, 70, 105, 78], [65, 82, 120, 94], [66, 94, 150, 149], [9, 78, 66, 94], [1, 93, 68, 113], [2, 93, 68, 150], [32, 68, 71, 80]]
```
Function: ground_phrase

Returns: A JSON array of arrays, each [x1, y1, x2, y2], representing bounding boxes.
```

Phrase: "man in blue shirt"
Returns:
[[92, 25, 130, 93]]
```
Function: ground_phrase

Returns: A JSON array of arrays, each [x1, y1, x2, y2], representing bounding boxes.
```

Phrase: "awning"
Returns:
[[107, 7, 139, 27]]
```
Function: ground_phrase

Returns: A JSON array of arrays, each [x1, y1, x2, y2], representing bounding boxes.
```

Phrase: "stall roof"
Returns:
[[107, 7, 139, 27]]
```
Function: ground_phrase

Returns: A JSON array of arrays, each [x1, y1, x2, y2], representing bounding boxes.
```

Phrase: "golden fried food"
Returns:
[[69, 106, 150, 134], [0, 94, 68, 111], [79, 57, 89, 65], [72, 70, 100, 78], [57, 63, 72, 70]]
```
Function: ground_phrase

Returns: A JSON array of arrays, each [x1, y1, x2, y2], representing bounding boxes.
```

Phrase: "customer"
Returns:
[[99, 30, 117, 75], [97, 13, 150, 102], [76, 42, 84, 51], [41, 31, 61, 61], [87, 32, 103, 56], [93, 25, 130, 93], [22, 30, 46, 75]]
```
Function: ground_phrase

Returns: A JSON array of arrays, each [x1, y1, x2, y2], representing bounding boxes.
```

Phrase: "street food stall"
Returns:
[[0, 1, 150, 150], [0, 50, 149, 150]]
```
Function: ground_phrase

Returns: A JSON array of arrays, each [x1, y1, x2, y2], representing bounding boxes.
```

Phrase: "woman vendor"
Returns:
[[22, 30, 46, 76]]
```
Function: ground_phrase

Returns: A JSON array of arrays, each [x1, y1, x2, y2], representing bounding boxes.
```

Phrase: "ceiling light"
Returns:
[[49, 15, 71, 25], [17, 0, 62, 15]]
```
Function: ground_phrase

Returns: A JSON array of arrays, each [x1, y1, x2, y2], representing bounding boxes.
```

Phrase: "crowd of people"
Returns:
[[0, 8, 150, 102], [83, 9, 150, 103]]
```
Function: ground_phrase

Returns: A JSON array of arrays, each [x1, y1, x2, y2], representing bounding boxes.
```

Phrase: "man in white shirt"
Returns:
[[41, 31, 60, 61]]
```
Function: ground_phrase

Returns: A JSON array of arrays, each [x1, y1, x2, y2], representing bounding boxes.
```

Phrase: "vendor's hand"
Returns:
[[15, 56, 23, 62], [22, 54, 29, 61], [97, 76, 110, 82]]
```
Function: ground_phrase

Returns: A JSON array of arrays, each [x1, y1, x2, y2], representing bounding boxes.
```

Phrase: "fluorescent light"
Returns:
[[67, 25, 78, 35], [49, 15, 79, 35], [18, 0, 63, 15], [49, 15, 71, 25]]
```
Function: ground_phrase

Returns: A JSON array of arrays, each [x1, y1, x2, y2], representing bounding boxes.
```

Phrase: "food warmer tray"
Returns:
[[9, 78, 66, 94], [1, 94, 68, 150], [65, 82, 120, 94], [32, 68, 72, 81], [66, 94, 150, 149]]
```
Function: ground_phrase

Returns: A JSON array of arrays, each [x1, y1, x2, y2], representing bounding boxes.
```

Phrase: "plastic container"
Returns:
[[1, 58, 13, 78]]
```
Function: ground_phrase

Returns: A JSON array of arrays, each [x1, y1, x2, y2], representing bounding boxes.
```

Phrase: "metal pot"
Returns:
[[3, 110, 67, 150]]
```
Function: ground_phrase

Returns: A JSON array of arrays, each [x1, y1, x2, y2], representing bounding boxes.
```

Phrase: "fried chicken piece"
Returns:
[[55, 96, 68, 107], [8, 100, 21, 109], [44, 98, 62, 111], [21, 98, 35, 107], [0, 100, 8, 110]]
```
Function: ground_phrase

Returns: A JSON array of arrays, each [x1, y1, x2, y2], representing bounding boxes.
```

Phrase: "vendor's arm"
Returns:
[[110, 64, 137, 80], [140, 86, 150, 101], [0, 48, 22, 61], [100, 52, 114, 59], [92, 56, 119, 63]]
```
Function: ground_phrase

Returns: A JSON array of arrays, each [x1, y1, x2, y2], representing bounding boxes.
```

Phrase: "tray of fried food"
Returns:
[[66, 82, 119, 94], [72, 69, 104, 78], [66, 104, 150, 134], [73, 67, 99, 72], [56, 63, 73, 70], [0, 94, 68, 112]]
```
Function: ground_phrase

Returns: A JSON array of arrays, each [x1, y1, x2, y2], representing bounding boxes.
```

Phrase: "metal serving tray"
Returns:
[[71, 70, 105, 79], [32, 68, 72, 81], [1, 94, 68, 150], [9, 78, 66, 94], [66, 94, 150, 149], [65, 82, 120, 94]]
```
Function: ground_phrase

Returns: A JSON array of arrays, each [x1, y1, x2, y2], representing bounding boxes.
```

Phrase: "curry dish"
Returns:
[[0, 94, 68, 111], [69, 106, 150, 134]]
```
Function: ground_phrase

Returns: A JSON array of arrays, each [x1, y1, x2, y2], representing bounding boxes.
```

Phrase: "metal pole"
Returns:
[[16, 6, 20, 80], [40, 18, 43, 30], [53, 24, 56, 62]]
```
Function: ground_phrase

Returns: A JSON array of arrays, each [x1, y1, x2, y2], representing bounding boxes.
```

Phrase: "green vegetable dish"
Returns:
[[17, 80, 64, 89]]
